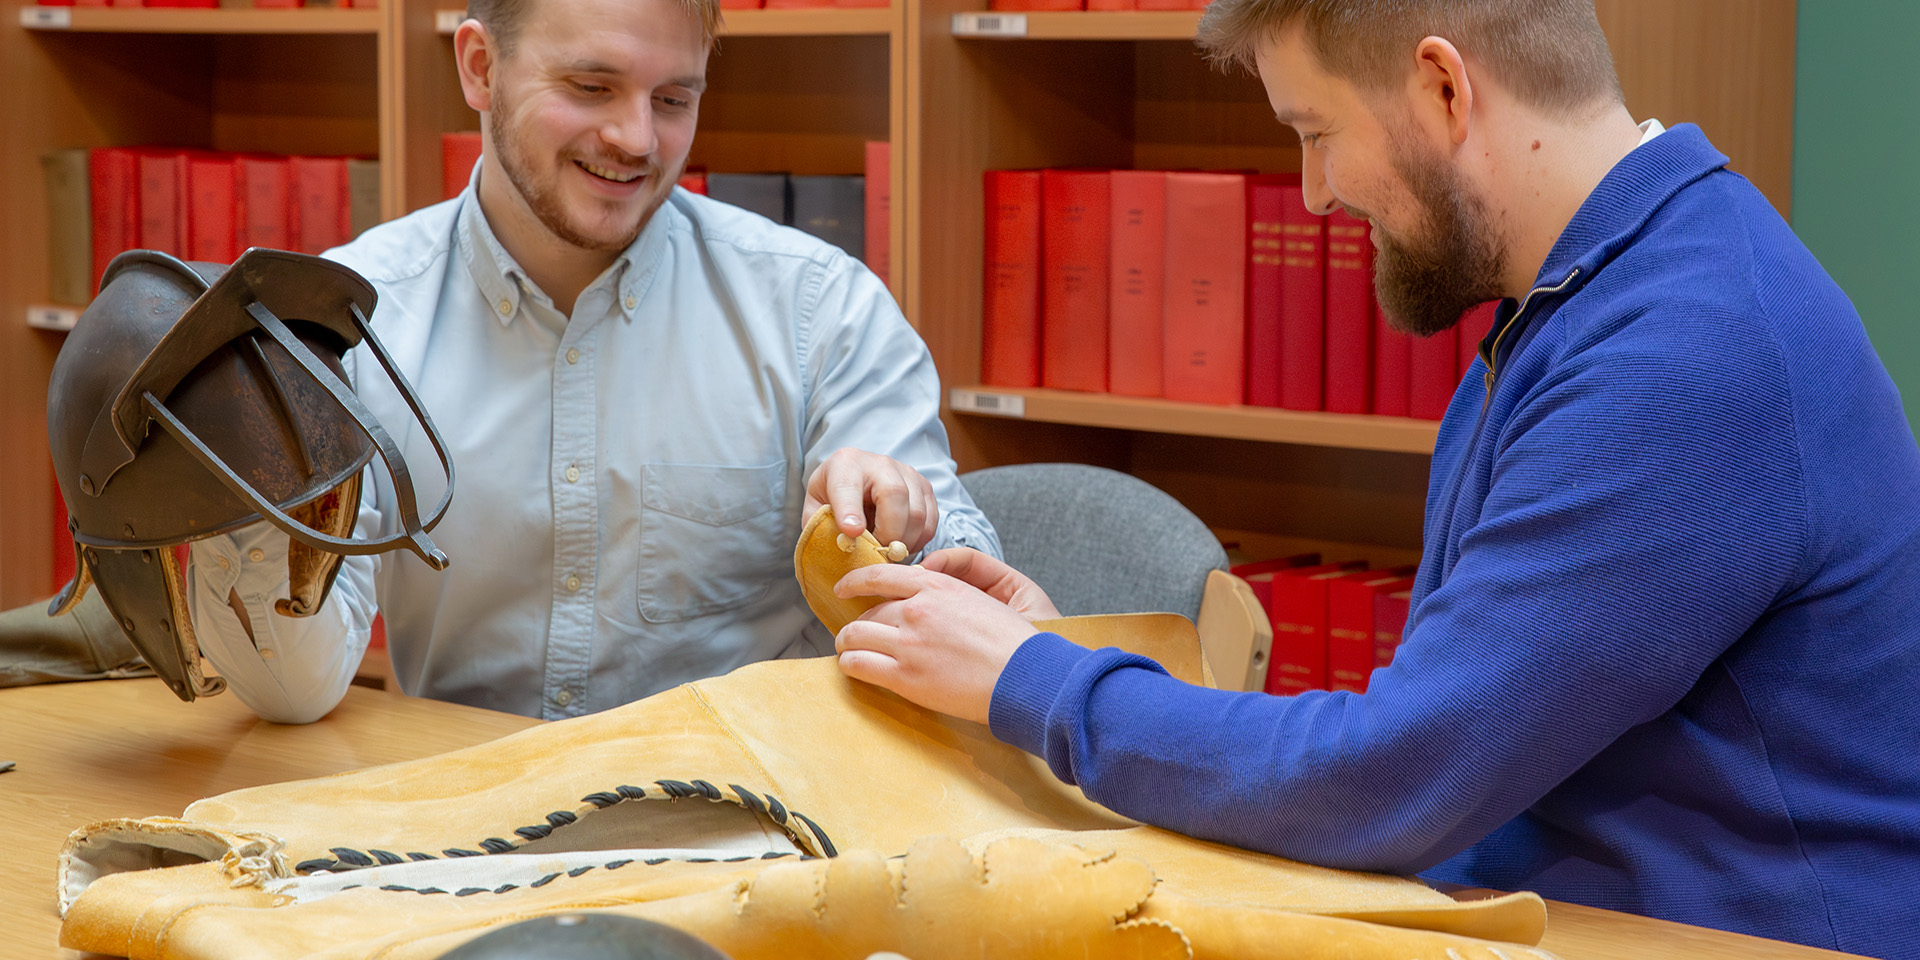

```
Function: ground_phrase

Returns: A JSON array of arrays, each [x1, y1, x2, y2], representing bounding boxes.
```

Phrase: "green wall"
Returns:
[[1793, 1, 1920, 429]]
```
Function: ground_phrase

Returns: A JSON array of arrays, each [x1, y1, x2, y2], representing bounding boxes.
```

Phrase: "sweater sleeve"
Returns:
[[988, 343, 1806, 874]]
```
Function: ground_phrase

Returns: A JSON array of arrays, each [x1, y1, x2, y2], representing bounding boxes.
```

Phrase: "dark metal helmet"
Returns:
[[46, 248, 454, 702]]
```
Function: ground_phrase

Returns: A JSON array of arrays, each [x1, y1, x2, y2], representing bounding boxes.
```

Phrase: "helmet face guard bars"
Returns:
[[48, 249, 456, 701]]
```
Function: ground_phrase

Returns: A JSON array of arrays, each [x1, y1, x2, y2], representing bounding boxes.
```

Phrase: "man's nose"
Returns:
[[1300, 152, 1338, 216], [602, 98, 659, 159]]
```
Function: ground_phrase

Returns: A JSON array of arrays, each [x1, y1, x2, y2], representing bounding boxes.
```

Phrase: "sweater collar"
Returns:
[[1531, 122, 1729, 292]]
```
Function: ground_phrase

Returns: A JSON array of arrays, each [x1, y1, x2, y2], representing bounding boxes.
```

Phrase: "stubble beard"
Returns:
[[1371, 133, 1508, 338], [488, 95, 671, 253]]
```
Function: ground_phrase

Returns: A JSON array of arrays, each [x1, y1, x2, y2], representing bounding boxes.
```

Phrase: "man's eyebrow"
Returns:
[[557, 61, 707, 92], [1275, 107, 1323, 126]]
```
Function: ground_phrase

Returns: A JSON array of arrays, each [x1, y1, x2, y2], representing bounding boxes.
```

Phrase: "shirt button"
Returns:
[[556, 689, 572, 707], [497, 298, 512, 315], [216, 556, 232, 571], [623, 295, 636, 310], [565, 465, 581, 483], [259, 648, 275, 660], [566, 348, 580, 365], [565, 574, 581, 592], [248, 548, 266, 563]]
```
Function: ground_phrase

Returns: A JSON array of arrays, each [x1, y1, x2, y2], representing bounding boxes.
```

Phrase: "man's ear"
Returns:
[[1409, 35, 1474, 147], [453, 20, 498, 114]]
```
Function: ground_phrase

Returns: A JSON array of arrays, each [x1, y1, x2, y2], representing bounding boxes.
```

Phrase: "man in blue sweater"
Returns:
[[829, 1, 1920, 956]]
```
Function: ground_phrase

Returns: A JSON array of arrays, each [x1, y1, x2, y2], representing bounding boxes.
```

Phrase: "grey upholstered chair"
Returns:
[[958, 463, 1228, 621]]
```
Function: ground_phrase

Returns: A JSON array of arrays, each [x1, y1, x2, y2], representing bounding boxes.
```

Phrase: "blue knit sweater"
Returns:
[[989, 124, 1920, 958]]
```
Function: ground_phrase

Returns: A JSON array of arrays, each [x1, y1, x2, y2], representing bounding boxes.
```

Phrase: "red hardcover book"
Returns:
[[441, 132, 483, 201], [1373, 580, 1416, 669], [765, 0, 835, 8], [1162, 172, 1247, 405], [676, 167, 707, 195], [1229, 554, 1320, 611], [1108, 169, 1166, 398], [1327, 568, 1416, 693], [1041, 169, 1110, 392], [1408, 323, 1459, 420], [718, 0, 762, 7], [88, 147, 140, 294], [982, 170, 1043, 388], [1277, 182, 1326, 411], [864, 140, 890, 286], [1135, 0, 1187, 8], [233, 154, 291, 253], [1265, 562, 1368, 696], [990, 0, 1081, 9], [1373, 304, 1412, 417], [1324, 210, 1374, 414], [186, 152, 236, 263], [146, 0, 219, 7], [1243, 174, 1294, 408], [137, 149, 188, 257], [290, 156, 352, 255], [1087, 0, 1134, 8], [1456, 299, 1497, 379]]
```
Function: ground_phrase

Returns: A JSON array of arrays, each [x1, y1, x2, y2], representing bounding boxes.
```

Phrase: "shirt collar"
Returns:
[[454, 169, 673, 328], [1531, 121, 1725, 294]]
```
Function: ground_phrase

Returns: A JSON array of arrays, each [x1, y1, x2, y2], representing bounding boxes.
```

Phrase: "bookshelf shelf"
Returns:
[[433, 6, 897, 36], [24, 305, 80, 332], [19, 5, 381, 34], [949, 385, 1441, 455], [951, 9, 1200, 40]]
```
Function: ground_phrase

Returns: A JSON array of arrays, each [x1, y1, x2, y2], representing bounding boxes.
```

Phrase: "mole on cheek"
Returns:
[[1532, 140, 1541, 151]]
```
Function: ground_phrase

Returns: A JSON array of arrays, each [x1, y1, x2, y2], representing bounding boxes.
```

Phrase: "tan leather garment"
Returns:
[[56, 510, 1556, 959]]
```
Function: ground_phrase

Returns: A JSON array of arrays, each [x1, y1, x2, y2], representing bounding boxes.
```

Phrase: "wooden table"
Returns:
[[0, 678, 1864, 960]]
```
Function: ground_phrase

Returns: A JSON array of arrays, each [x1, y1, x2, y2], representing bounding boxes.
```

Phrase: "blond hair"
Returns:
[[465, 0, 721, 56]]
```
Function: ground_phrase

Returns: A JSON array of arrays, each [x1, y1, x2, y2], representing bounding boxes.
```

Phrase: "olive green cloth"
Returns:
[[0, 592, 151, 688]]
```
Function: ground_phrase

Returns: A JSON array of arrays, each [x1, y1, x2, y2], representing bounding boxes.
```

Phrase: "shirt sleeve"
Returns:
[[987, 345, 1806, 874], [797, 251, 1002, 560], [187, 482, 381, 724]]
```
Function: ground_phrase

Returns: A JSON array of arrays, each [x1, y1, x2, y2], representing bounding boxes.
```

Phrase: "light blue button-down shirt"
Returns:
[[189, 184, 997, 722]]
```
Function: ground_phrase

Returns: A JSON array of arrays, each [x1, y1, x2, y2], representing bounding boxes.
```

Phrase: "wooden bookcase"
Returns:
[[905, 0, 1797, 566], [0, 0, 1793, 605]]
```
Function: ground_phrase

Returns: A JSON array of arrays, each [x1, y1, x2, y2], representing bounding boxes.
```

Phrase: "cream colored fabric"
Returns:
[[57, 510, 1556, 959]]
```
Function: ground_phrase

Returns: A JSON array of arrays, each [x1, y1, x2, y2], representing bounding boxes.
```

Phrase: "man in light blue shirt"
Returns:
[[184, 0, 995, 722]]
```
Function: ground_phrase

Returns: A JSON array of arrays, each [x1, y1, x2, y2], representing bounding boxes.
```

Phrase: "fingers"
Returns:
[[919, 548, 997, 588], [836, 648, 901, 688], [834, 619, 904, 688], [810, 449, 940, 553], [833, 562, 930, 601], [869, 462, 913, 548], [823, 457, 871, 541]]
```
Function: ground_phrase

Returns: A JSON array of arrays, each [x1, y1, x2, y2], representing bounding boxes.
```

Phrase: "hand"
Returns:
[[805, 448, 940, 554], [918, 548, 1061, 621], [832, 564, 1038, 725]]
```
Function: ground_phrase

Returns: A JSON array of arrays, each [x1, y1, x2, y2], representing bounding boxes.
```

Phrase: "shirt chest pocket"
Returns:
[[636, 461, 791, 623]]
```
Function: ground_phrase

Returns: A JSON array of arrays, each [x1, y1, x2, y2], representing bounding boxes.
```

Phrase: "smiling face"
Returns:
[[1255, 25, 1506, 337], [475, 0, 708, 253]]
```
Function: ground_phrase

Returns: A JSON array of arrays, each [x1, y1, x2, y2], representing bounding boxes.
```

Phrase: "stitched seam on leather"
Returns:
[[141, 900, 228, 955], [688, 682, 789, 809], [293, 781, 836, 874]]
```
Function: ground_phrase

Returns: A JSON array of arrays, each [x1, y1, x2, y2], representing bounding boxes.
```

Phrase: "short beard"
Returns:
[[1372, 132, 1507, 338], [488, 93, 662, 253]]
